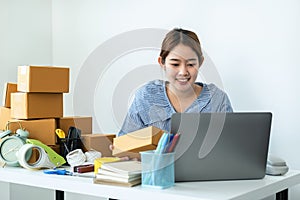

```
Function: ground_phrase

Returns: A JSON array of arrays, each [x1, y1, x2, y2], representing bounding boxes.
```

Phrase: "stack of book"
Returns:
[[94, 160, 142, 187]]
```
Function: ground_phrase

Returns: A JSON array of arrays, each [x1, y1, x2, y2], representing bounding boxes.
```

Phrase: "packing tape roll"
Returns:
[[17, 144, 56, 170], [66, 149, 86, 166], [85, 150, 102, 162]]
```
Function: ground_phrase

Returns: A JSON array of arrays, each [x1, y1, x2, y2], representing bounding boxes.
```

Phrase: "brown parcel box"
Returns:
[[57, 116, 92, 135], [0, 107, 12, 130], [6, 118, 56, 145], [81, 134, 115, 157], [2, 82, 17, 108], [17, 65, 69, 93], [112, 126, 164, 159], [11, 92, 63, 119]]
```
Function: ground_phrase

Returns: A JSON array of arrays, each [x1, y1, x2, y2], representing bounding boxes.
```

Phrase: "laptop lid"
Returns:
[[171, 112, 272, 182]]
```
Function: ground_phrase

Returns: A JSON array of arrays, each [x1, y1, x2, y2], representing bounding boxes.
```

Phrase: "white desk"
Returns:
[[1, 166, 300, 200]]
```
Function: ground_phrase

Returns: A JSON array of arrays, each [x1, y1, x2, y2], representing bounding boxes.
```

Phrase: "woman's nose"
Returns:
[[178, 65, 189, 75]]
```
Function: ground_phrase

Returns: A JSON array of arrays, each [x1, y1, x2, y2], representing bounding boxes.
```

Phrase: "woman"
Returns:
[[118, 28, 233, 136]]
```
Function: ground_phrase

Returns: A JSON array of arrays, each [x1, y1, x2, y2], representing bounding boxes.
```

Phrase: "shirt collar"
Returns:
[[159, 81, 212, 113]]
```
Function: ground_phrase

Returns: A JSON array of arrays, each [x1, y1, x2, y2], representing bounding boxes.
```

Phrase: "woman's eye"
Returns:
[[187, 63, 195, 67], [171, 63, 179, 67]]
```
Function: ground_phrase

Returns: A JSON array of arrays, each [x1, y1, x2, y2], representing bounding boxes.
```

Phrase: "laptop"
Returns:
[[171, 112, 272, 182]]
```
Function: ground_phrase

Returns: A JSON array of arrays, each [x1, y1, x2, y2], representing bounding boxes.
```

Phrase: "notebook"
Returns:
[[171, 112, 272, 182]]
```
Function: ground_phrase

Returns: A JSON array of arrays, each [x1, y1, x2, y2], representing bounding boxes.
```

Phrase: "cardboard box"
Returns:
[[17, 65, 69, 93], [2, 82, 17, 108], [11, 92, 63, 119], [112, 126, 164, 159], [0, 107, 12, 130], [81, 134, 115, 157], [6, 118, 56, 145], [57, 116, 92, 135]]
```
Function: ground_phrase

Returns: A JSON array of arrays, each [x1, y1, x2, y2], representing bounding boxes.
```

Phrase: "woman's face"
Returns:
[[159, 44, 200, 93]]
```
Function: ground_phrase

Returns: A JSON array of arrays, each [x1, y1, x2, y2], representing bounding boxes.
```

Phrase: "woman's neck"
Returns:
[[166, 83, 202, 112]]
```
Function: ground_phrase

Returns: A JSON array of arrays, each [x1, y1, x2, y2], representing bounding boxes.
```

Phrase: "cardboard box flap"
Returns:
[[2, 82, 17, 108], [112, 126, 164, 159]]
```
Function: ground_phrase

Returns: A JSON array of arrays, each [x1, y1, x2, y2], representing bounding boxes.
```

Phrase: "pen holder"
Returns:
[[140, 150, 175, 189]]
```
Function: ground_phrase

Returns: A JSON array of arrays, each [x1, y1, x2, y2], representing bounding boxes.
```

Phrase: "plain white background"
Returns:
[[1, 0, 300, 199]]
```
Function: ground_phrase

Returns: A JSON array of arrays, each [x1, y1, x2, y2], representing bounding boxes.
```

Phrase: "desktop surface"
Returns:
[[0, 166, 300, 200]]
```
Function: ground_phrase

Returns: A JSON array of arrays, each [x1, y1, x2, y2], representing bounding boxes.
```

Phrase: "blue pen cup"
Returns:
[[140, 150, 175, 189]]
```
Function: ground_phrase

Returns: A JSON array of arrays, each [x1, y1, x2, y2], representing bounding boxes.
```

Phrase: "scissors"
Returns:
[[55, 129, 66, 139], [55, 129, 70, 154], [43, 169, 72, 176]]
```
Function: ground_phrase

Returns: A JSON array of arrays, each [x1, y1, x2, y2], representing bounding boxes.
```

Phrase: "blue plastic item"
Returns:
[[43, 169, 72, 175]]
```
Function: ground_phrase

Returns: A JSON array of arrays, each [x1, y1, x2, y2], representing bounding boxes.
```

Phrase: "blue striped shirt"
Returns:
[[118, 80, 233, 136]]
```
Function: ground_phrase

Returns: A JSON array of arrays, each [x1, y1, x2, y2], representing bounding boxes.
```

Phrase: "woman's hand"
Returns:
[[109, 145, 139, 161]]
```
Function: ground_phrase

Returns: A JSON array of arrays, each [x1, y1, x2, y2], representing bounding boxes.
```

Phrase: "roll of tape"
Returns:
[[85, 150, 102, 162], [17, 144, 56, 170], [66, 149, 86, 166]]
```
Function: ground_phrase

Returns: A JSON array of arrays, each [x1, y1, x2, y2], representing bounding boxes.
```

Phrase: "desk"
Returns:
[[0, 167, 300, 200]]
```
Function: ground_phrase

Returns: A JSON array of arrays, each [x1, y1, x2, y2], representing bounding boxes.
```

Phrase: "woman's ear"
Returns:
[[158, 56, 165, 69]]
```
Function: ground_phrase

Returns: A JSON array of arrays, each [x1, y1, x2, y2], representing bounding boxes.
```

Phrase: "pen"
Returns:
[[155, 133, 167, 153], [164, 134, 174, 153], [160, 133, 171, 154], [167, 133, 181, 153]]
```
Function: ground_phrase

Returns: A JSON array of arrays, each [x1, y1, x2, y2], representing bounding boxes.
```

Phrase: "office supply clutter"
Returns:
[[59, 126, 83, 160], [140, 132, 180, 189], [43, 168, 95, 178], [94, 160, 142, 187]]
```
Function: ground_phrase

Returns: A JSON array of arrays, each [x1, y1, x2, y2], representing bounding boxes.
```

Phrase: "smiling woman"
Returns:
[[118, 28, 233, 136]]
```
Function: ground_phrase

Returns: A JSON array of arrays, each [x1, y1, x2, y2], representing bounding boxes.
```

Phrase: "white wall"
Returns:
[[1, 0, 300, 199], [0, 0, 53, 97], [0, 1, 53, 199], [51, 0, 300, 198]]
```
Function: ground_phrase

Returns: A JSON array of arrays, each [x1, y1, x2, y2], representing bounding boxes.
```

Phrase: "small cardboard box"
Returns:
[[17, 65, 69, 93], [6, 118, 56, 145], [57, 116, 92, 135], [11, 92, 63, 119], [0, 107, 12, 130], [112, 126, 164, 159], [2, 82, 17, 108], [81, 133, 115, 157]]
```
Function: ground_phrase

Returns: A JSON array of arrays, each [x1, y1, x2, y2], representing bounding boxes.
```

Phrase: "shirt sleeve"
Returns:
[[208, 84, 233, 112], [117, 97, 146, 137], [221, 93, 233, 112]]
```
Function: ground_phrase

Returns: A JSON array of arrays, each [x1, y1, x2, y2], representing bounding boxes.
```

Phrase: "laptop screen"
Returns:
[[171, 112, 272, 181]]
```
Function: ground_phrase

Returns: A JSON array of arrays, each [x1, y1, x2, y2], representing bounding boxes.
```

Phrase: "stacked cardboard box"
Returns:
[[0, 66, 81, 145], [0, 83, 17, 129], [8, 66, 69, 145], [0, 65, 115, 158], [12, 66, 68, 119]]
